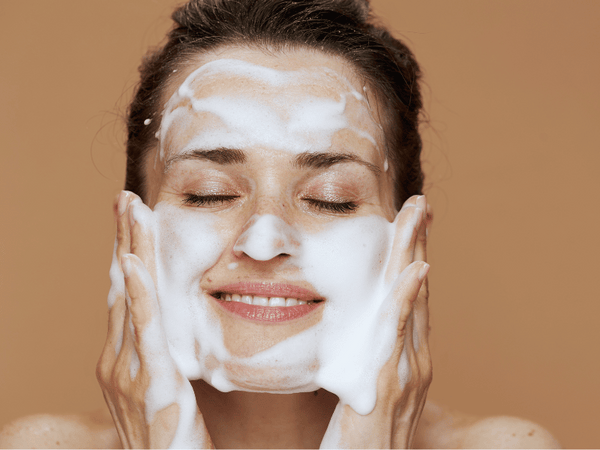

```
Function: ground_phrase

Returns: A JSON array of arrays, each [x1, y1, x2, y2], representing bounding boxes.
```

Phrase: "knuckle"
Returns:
[[116, 225, 128, 243], [96, 353, 113, 384], [96, 360, 108, 384]]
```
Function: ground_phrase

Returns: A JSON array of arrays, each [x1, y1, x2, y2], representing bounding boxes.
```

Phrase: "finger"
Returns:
[[412, 196, 431, 362], [400, 194, 419, 209], [99, 194, 136, 383], [116, 191, 135, 269], [121, 253, 170, 370], [107, 239, 126, 344], [414, 195, 428, 264], [393, 312, 430, 449], [128, 197, 157, 283], [393, 261, 430, 337], [411, 262, 431, 366], [98, 240, 127, 386], [396, 313, 413, 393], [113, 287, 136, 383], [385, 196, 424, 283], [412, 282, 431, 361]]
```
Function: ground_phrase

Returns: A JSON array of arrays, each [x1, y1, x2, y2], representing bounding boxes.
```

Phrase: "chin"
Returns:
[[203, 360, 321, 394]]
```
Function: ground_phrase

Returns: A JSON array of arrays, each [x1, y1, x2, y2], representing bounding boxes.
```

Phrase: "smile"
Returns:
[[217, 293, 319, 306], [210, 282, 324, 322]]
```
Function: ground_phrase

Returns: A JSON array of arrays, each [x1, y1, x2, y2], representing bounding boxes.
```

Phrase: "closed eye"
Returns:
[[304, 198, 358, 214], [183, 194, 240, 207]]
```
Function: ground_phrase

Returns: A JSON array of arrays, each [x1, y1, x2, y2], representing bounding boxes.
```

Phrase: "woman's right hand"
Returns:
[[96, 191, 213, 449]]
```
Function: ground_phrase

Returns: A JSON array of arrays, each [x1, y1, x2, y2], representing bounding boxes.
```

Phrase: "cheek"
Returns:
[[155, 203, 225, 281], [299, 215, 394, 301], [153, 202, 228, 378]]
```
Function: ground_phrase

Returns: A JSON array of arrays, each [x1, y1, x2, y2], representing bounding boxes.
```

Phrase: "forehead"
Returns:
[[157, 46, 385, 162]]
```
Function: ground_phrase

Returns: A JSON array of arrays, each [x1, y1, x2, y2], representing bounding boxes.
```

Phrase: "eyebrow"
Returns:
[[164, 148, 381, 177], [293, 152, 381, 177], [165, 148, 246, 171]]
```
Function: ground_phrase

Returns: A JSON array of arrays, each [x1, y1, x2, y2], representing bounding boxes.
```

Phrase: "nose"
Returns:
[[233, 214, 301, 261]]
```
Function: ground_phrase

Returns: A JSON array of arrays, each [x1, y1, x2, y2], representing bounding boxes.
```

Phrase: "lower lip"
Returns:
[[217, 299, 322, 322]]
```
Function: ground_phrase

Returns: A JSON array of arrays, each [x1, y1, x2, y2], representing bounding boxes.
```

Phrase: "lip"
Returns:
[[209, 281, 324, 323], [212, 282, 323, 302], [215, 300, 322, 323]]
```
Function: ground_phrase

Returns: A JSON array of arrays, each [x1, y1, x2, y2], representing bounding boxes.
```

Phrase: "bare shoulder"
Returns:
[[0, 409, 120, 449], [414, 401, 561, 449]]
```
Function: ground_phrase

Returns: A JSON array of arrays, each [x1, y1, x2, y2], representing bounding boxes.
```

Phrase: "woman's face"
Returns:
[[141, 46, 398, 400]]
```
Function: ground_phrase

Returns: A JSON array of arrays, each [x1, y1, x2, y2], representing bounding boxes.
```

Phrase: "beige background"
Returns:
[[1, 1, 598, 447]]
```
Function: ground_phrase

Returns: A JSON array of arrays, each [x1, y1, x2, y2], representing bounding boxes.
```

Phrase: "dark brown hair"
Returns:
[[126, 0, 423, 208]]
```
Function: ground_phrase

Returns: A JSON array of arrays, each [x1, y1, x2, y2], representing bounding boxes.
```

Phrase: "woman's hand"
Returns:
[[96, 191, 213, 449], [321, 195, 432, 449]]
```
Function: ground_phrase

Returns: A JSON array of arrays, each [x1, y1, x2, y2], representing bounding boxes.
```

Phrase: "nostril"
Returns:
[[233, 214, 300, 261]]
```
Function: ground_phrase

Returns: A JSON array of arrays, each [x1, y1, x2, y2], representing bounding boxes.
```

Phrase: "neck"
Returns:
[[192, 380, 338, 449]]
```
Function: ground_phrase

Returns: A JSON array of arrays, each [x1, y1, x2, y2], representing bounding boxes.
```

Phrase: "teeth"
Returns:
[[269, 297, 286, 307], [220, 294, 315, 307], [254, 296, 269, 306]]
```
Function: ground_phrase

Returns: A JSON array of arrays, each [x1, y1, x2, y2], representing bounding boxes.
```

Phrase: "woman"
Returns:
[[0, 0, 560, 448]]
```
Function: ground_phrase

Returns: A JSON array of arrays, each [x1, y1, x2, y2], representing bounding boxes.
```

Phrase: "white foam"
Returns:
[[141, 200, 402, 415], [157, 59, 382, 161]]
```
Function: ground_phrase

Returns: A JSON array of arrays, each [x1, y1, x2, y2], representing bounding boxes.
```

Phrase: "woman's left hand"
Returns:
[[320, 195, 432, 449]]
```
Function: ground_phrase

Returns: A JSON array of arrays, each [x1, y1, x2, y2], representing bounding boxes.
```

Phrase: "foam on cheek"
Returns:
[[221, 214, 398, 414], [153, 202, 229, 379], [303, 215, 398, 414], [157, 59, 382, 160]]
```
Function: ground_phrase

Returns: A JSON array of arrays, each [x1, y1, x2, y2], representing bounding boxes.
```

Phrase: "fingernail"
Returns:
[[128, 202, 137, 227], [121, 254, 132, 277], [415, 206, 424, 228], [418, 263, 430, 282], [117, 191, 130, 216]]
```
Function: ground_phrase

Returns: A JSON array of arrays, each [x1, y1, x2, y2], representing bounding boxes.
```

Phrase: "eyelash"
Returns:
[[182, 194, 239, 207], [303, 198, 358, 214], [182, 194, 358, 214]]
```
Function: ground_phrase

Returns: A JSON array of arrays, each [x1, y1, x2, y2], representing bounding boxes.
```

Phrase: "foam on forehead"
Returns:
[[156, 58, 384, 162], [178, 58, 365, 96]]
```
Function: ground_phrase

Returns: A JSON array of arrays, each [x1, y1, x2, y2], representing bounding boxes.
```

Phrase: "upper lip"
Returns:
[[210, 282, 323, 302]]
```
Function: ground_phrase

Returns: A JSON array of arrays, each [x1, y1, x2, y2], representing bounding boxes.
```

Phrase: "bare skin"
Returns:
[[0, 401, 561, 448], [0, 48, 561, 449]]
